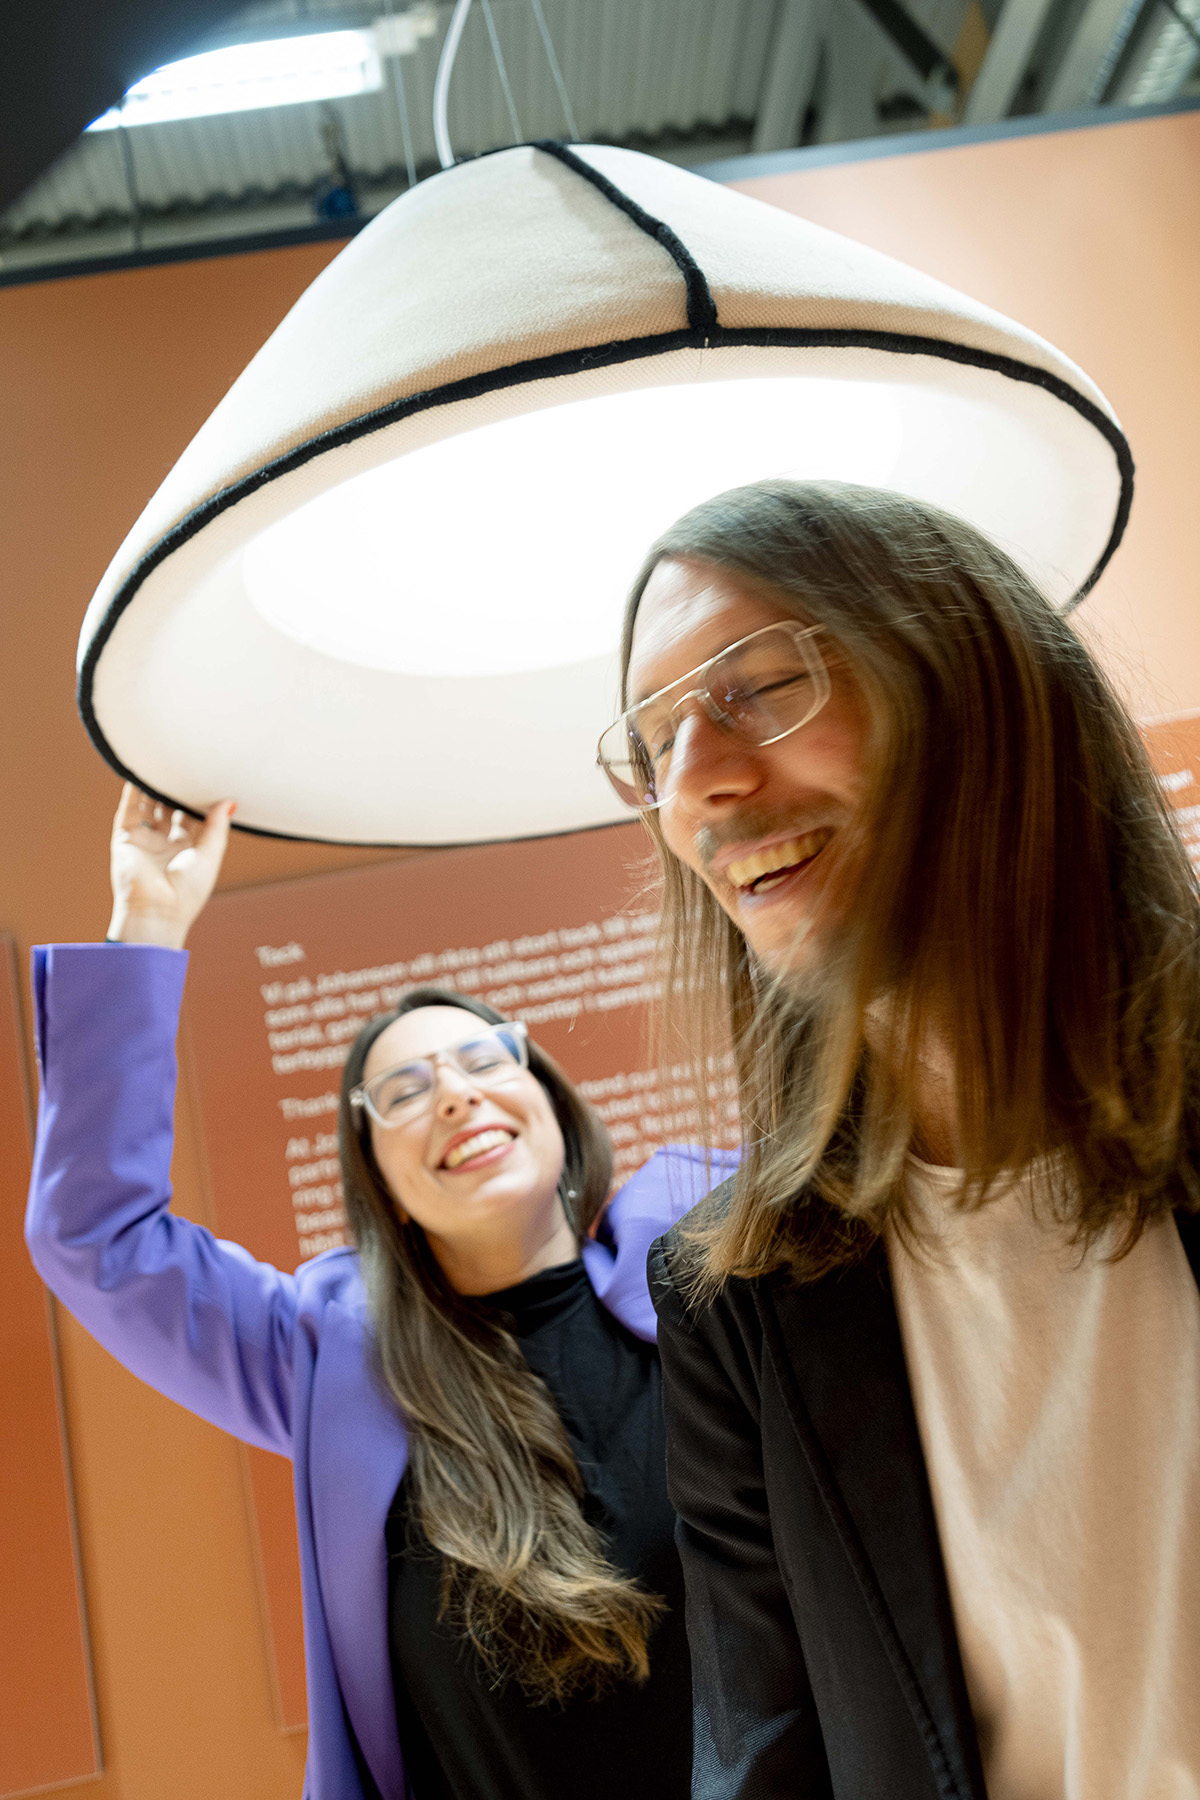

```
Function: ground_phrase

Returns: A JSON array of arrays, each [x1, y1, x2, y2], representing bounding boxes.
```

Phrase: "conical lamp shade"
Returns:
[[78, 141, 1132, 846]]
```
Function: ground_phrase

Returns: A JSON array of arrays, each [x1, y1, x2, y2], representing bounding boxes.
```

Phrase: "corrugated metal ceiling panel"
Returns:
[[4, 0, 781, 233]]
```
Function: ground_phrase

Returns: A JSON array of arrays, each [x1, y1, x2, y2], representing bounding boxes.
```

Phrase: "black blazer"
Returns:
[[649, 1198, 1200, 1800]]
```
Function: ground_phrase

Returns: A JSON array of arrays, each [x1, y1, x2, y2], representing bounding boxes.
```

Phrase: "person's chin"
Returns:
[[738, 901, 815, 963], [459, 1155, 545, 1209]]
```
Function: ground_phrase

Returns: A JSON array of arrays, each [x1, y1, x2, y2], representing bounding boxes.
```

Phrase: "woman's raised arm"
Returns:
[[25, 788, 298, 1455]]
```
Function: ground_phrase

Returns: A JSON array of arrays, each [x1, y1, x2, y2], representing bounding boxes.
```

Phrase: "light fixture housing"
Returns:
[[77, 142, 1132, 847], [86, 30, 385, 131]]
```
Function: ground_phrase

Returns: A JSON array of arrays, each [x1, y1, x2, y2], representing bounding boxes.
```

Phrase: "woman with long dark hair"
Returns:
[[26, 785, 728, 1800]]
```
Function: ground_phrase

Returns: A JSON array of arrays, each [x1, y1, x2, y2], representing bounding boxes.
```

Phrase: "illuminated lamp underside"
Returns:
[[77, 142, 1132, 846]]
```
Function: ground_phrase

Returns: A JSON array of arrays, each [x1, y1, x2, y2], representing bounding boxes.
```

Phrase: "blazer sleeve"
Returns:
[[650, 1233, 833, 1800], [25, 943, 297, 1455]]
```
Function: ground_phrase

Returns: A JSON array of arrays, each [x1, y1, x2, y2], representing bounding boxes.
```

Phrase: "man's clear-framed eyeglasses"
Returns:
[[596, 621, 830, 811], [349, 1023, 529, 1129]]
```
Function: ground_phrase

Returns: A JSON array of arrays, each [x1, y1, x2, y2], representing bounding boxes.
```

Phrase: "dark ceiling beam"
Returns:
[[854, 0, 960, 90], [0, 1, 240, 216]]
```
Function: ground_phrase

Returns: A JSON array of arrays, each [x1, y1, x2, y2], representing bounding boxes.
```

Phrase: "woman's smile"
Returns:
[[438, 1124, 519, 1172]]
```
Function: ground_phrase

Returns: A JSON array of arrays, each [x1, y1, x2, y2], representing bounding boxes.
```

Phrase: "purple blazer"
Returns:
[[26, 943, 734, 1800]]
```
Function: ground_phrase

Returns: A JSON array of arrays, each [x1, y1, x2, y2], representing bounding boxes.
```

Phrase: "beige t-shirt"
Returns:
[[888, 1159, 1200, 1800]]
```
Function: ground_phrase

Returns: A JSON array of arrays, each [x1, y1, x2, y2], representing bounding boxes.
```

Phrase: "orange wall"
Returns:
[[0, 932, 99, 1795], [2, 245, 364, 1800], [1, 108, 1198, 1798], [735, 109, 1200, 722]]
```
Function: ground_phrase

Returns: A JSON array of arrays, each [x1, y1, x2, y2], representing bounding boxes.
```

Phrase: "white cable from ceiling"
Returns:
[[433, 0, 582, 170], [528, 0, 579, 138], [433, 0, 474, 167], [480, 0, 524, 140], [381, 0, 418, 185]]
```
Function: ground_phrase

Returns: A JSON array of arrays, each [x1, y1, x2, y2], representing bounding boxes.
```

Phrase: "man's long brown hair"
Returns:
[[621, 480, 1200, 1294], [339, 988, 664, 1703]]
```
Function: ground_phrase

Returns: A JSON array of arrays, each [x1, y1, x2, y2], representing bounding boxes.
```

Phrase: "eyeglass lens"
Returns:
[[598, 624, 829, 810], [364, 1026, 526, 1125]]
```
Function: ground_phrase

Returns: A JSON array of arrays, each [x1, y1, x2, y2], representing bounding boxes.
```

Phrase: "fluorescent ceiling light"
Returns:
[[87, 30, 384, 131]]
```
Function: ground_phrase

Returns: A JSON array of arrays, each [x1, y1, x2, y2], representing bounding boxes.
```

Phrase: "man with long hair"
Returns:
[[596, 479, 1200, 1798]]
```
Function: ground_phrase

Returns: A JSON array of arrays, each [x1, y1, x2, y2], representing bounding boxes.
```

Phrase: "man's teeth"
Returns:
[[443, 1129, 514, 1170], [726, 829, 834, 893]]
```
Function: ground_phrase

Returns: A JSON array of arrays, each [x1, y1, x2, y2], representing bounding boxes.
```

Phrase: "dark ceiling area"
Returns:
[[0, 1, 243, 214], [2, 0, 1197, 276]]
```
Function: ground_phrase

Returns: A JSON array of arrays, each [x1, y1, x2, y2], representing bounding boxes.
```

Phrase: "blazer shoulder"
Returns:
[[607, 1143, 741, 1237], [1175, 1206, 1200, 1290], [649, 1175, 763, 1334], [651, 1178, 857, 1333], [292, 1244, 368, 1315], [654, 1174, 733, 1266]]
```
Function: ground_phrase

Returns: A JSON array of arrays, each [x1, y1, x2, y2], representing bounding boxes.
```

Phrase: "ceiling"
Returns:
[[2, 0, 1197, 274]]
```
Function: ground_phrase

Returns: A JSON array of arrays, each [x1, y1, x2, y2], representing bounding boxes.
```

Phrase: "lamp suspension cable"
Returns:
[[434, 0, 576, 169], [433, 0, 473, 167], [480, 0, 523, 141], [394, 52, 417, 187], [381, 0, 418, 186], [528, 0, 579, 139], [116, 121, 143, 251]]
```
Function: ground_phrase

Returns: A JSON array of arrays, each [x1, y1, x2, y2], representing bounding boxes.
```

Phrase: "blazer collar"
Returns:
[[1176, 1206, 1200, 1288], [760, 1243, 988, 1800]]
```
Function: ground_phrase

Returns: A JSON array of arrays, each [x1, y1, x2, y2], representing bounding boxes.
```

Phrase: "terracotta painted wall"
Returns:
[[1, 106, 1198, 1798], [734, 108, 1200, 723], [1, 244, 375, 1800], [0, 931, 99, 1795]]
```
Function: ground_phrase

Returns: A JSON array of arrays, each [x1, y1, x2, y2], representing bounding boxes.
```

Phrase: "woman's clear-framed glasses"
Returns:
[[350, 1023, 529, 1129], [596, 621, 830, 811]]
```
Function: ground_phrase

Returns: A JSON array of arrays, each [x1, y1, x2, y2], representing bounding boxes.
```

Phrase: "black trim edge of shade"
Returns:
[[530, 141, 719, 334], [77, 321, 1134, 846], [180, 813, 642, 856]]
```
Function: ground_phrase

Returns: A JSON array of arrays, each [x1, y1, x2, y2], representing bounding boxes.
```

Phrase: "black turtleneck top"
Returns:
[[385, 1260, 691, 1800]]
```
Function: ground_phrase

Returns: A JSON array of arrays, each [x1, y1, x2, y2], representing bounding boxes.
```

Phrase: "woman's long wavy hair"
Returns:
[[338, 987, 664, 1704], [620, 479, 1200, 1296]]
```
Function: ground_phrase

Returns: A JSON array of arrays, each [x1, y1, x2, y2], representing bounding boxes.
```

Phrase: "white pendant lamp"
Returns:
[[78, 141, 1132, 846]]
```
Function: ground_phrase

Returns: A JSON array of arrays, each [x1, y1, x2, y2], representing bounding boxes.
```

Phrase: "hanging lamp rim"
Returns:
[[77, 322, 1135, 843], [76, 321, 1135, 839], [76, 139, 1136, 847]]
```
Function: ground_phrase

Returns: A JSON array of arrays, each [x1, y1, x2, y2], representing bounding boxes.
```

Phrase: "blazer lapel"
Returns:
[[309, 1297, 410, 1800], [1175, 1207, 1200, 1290], [760, 1248, 987, 1800]]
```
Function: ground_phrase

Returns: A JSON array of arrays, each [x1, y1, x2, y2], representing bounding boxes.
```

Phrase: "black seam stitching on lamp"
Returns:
[[529, 140, 720, 334], [77, 321, 1133, 842], [503, 143, 1139, 598], [453, 139, 717, 331]]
